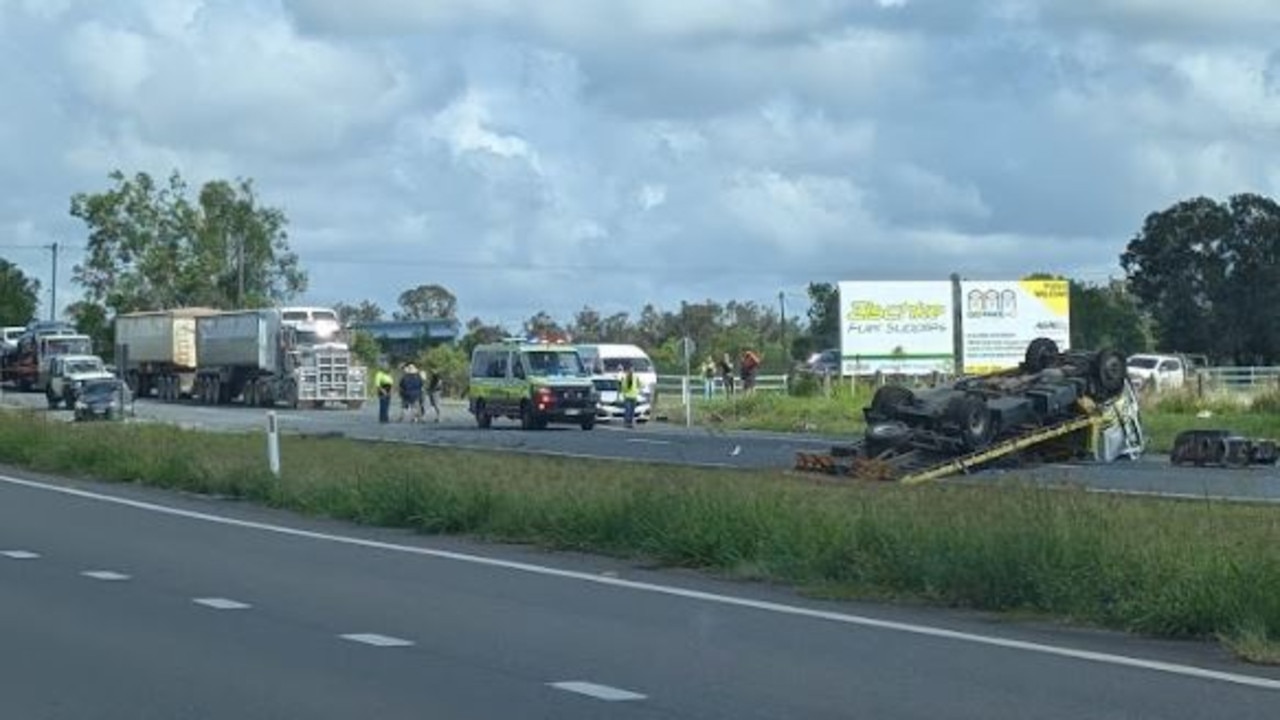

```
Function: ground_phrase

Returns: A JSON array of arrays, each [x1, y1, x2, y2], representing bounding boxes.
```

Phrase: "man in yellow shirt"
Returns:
[[621, 362, 643, 428], [374, 366, 394, 424]]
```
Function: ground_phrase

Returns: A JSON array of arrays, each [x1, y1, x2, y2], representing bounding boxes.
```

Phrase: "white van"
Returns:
[[576, 343, 658, 422]]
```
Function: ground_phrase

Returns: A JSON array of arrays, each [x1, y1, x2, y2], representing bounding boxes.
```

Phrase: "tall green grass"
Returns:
[[1, 410, 1278, 661]]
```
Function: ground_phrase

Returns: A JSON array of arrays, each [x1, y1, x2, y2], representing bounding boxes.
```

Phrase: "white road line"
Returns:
[[340, 633, 414, 648], [193, 597, 252, 610], [625, 438, 672, 445], [81, 570, 130, 581], [3, 473, 1279, 692], [550, 681, 647, 702], [2, 550, 40, 559]]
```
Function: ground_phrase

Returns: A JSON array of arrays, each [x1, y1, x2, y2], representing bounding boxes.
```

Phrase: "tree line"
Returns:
[[0, 169, 1277, 368]]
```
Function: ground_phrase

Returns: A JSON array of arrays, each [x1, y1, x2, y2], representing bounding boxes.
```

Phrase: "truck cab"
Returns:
[[45, 354, 114, 409]]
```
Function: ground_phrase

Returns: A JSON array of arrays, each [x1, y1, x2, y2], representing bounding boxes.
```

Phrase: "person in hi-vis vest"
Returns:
[[620, 362, 643, 428]]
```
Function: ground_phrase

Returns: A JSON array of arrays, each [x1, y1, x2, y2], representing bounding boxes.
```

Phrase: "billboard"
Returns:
[[838, 281, 955, 375], [960, 279, 1070, 374]]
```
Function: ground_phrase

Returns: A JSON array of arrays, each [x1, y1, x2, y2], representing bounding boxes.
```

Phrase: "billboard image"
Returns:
[[961, 279, 1070, 373], [838, 281, 955, 375]]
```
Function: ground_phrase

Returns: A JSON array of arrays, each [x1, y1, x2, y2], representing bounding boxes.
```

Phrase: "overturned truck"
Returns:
[[795, 338, 1146, 483]]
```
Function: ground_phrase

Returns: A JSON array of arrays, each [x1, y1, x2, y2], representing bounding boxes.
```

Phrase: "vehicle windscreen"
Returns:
[[524, 351, 586, 377], [1127, 357, 1158, 369], [81, 380, 119, 398], [66, 359, 104, 374], [603, 357, 653, 373], [44, 338, 92, 356]]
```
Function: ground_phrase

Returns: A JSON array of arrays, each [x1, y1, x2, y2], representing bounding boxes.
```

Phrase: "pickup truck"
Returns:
[[1126, 353, 1209, 392], [45, 354, 115, 409]]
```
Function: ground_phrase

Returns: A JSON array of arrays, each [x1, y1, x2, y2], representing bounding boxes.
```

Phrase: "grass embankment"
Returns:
[[2, 410, 1278, 662], [676, 385, 1280, 452]]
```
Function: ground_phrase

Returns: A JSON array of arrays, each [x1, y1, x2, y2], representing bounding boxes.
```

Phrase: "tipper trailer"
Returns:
[[115, 308, 220, 400]]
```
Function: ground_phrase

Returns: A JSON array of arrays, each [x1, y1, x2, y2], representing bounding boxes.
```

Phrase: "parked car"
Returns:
[[1126, 353, 1191, 391], [576, 343, 657, 423], [801, 348, 841, 376], [73, 377, 133, 422]]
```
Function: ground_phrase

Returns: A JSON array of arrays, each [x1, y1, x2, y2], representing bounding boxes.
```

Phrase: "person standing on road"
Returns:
[[425, 368, 442, 423], [374, 365, 394, 424], [620, 362, 642, 428], [398, 363, 424, 423]]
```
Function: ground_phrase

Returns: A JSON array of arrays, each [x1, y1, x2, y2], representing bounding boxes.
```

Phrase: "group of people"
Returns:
[[373, 362, 443, 424], [700, 349, 761, 399]]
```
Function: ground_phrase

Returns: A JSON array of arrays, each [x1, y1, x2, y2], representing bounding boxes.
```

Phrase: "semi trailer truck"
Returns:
[[192, 308, 366, 409]]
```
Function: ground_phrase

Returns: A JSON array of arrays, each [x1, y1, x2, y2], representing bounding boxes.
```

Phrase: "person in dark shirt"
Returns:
[[398, 363, 425, 423], [425, 370, 443, 423]]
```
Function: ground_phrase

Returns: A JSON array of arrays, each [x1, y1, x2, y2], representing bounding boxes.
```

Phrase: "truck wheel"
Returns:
[[869, 385, 914, 418], [1024, 338, 1060, 373], [948, 395, 993, 451], [1092, 349, 1127, 398], [346, 400, 364, 411], [45, 388, 59, 410], [520, 402, 537, 430], [580, 416, 596, 431]]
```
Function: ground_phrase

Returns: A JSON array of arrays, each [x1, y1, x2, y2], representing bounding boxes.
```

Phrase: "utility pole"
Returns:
[[778, 290, 787, 355], [48, 241, 58, 321], [237, 235, 245, 308]]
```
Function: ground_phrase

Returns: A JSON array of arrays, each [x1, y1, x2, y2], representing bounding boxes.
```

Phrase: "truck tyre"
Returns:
[[948, 394, 993, 451], [45, 387, 59, 410], [346, 400, 364, 411], [1024, 337, 1059, 373], [520, 402, 537, 430], [869, 385, 914, 418], [580, 416, 596, 431], [1092, 349, 1127, 398]]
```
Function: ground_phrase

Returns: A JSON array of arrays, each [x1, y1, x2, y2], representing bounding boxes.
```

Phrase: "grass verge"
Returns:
[[2, 409, 1279, 663]]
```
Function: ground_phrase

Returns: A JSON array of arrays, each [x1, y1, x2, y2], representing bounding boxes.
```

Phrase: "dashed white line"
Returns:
[[625, 438, 672, 445], [1, 550, 40, 559], [550, 681, 647, 702], [193, 597, 252, 610], [4, 473, 1279, 692], [81, 570, 131, 581], [340, 633, 414, 648]]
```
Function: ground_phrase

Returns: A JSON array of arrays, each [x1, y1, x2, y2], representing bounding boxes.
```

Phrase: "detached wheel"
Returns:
[[1092, 349, 1127, 398], [1024, 337, 1060, 372], [947, 395, 993, 451]]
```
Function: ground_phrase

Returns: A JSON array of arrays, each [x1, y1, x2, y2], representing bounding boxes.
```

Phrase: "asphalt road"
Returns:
[[6, 390, 1280, 500], [3, 469, 1278, 719]]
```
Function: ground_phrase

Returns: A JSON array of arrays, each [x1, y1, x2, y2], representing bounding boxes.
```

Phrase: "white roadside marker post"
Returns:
[[267, 411, 280, 477]]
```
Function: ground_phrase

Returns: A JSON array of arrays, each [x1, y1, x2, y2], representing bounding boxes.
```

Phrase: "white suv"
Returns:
[[1126, 353, 1187, 391]]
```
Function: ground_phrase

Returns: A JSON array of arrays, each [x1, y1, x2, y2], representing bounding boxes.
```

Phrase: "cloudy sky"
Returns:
[[2, 0, 1279, 329]]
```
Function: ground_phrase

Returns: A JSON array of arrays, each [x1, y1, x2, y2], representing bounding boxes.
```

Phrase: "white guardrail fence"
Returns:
[[1196, 367, 1280, 391], [655, 374, 789, 402]]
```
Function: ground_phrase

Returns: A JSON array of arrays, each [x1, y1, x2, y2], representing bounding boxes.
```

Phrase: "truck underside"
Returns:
[[795, 338, 1146, 483]]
